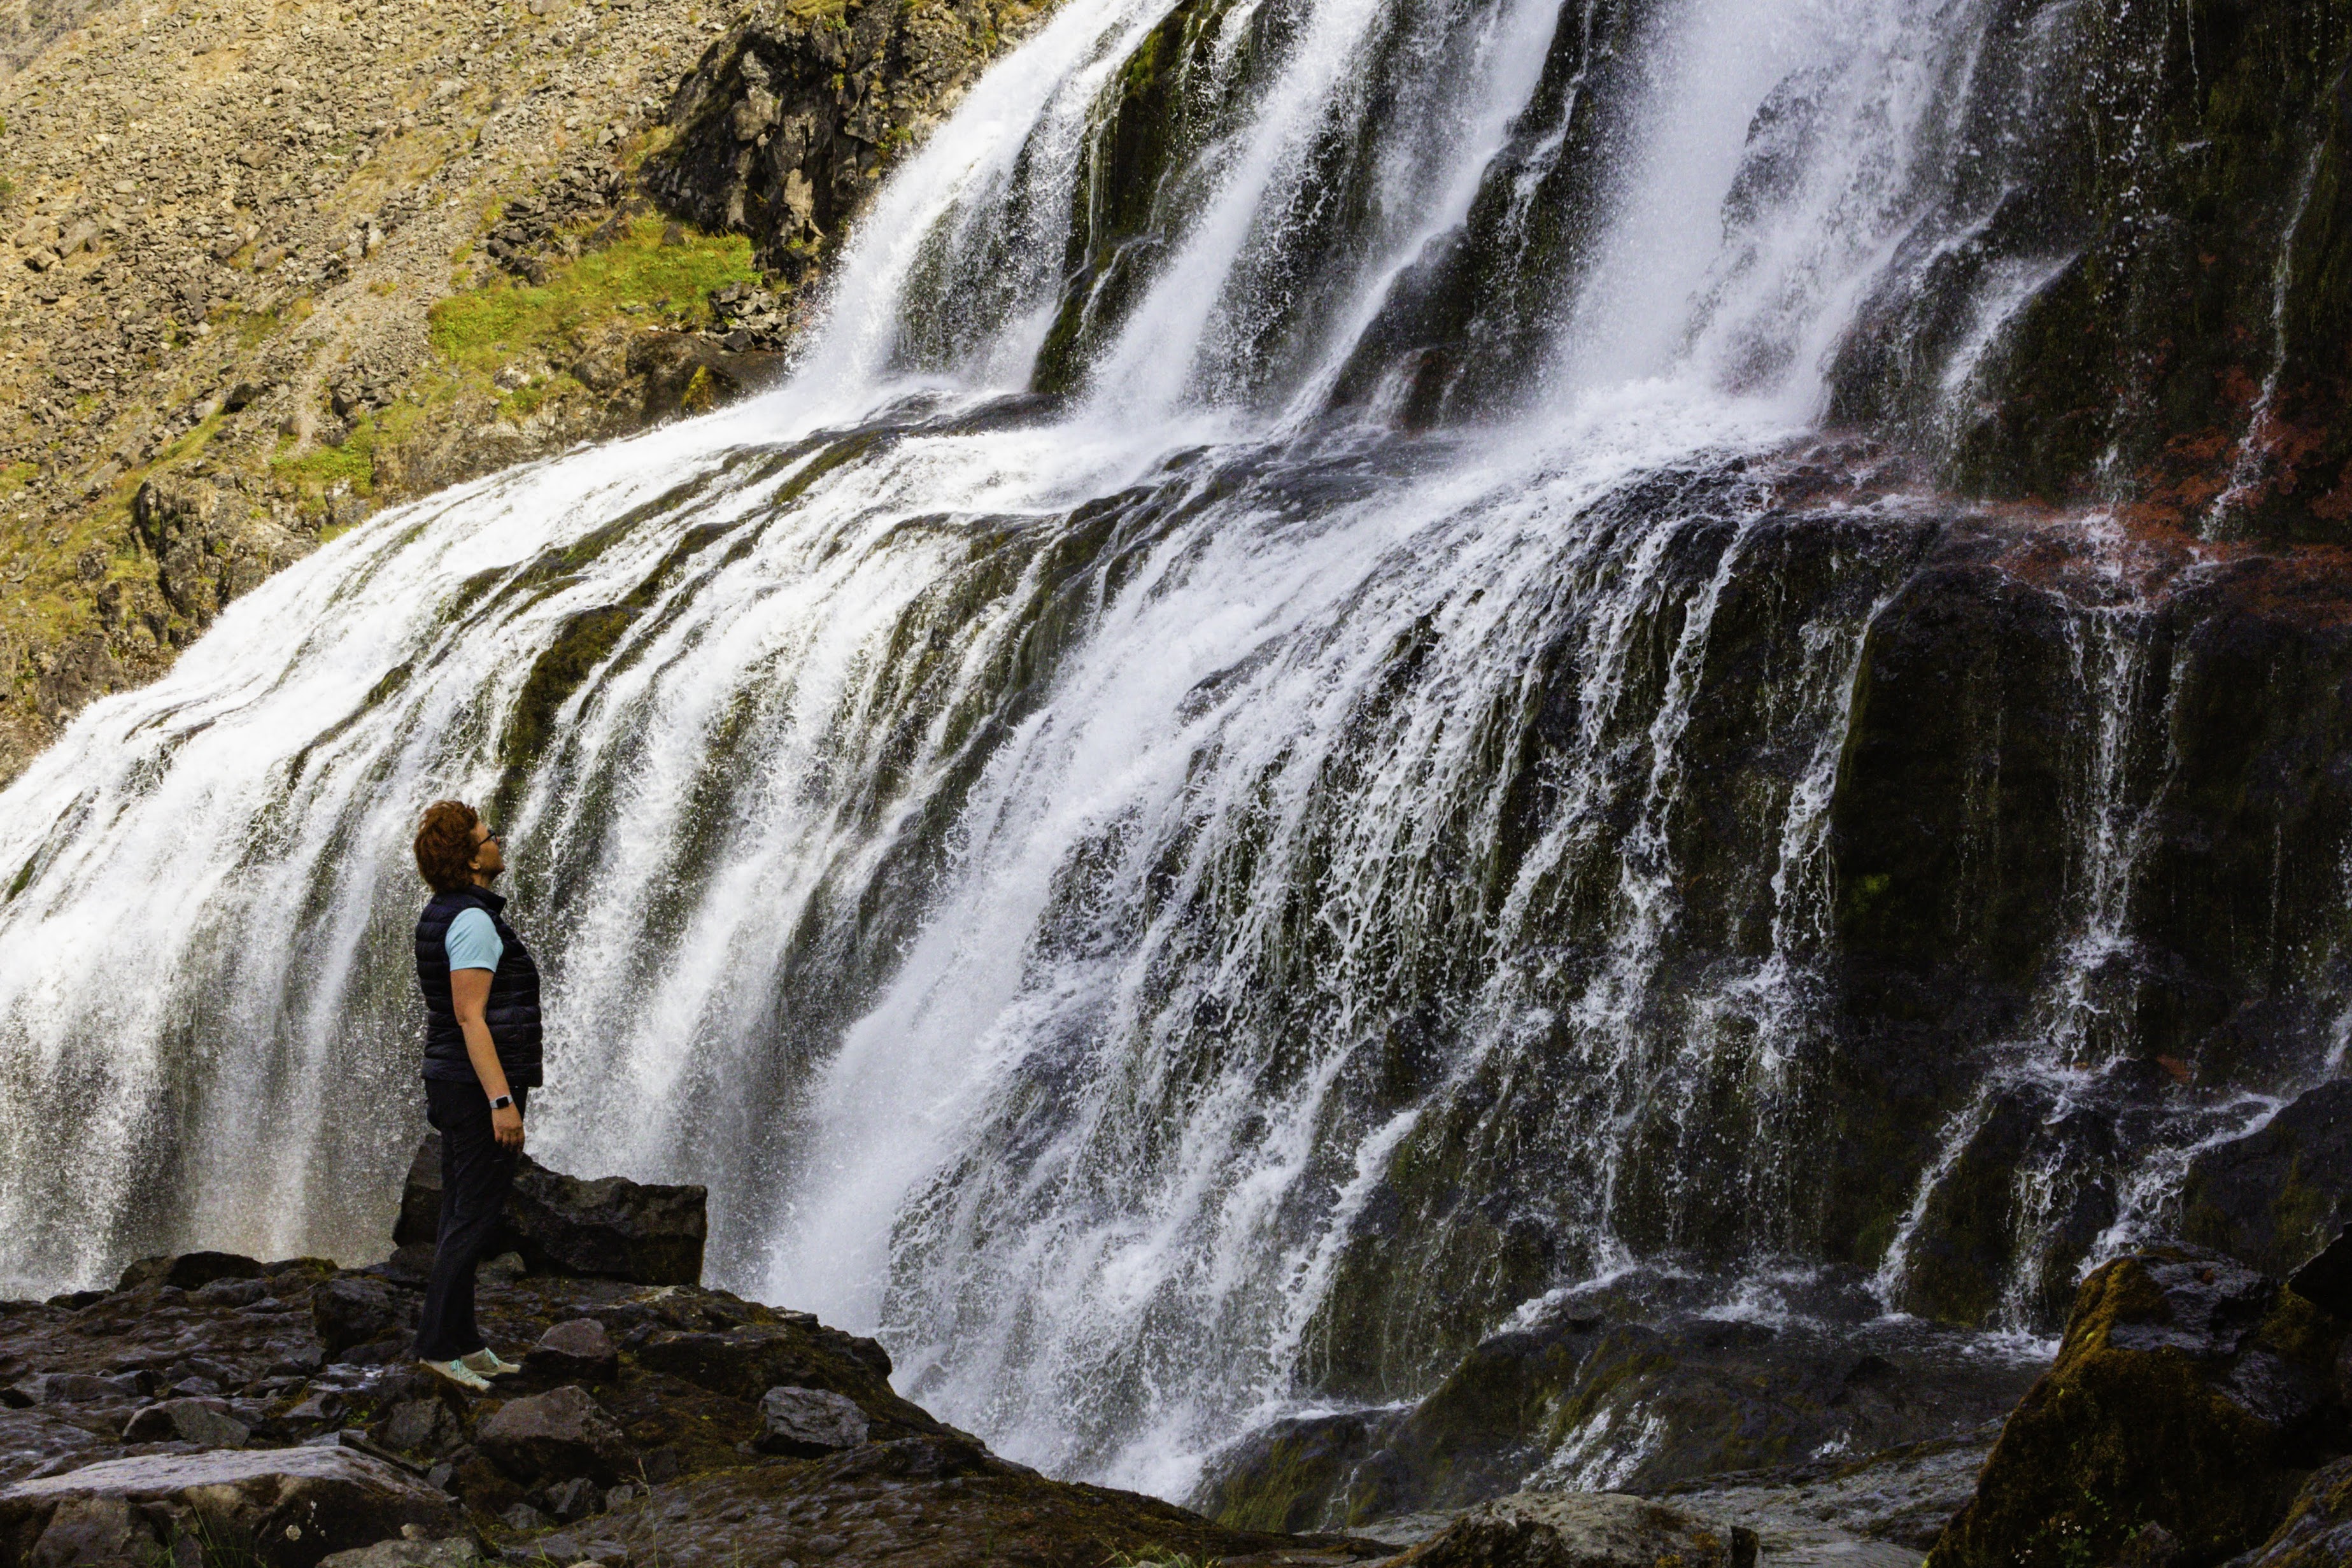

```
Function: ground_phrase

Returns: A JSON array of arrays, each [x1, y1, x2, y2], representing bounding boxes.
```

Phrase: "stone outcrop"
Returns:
[[1822, 0, 2352, 542], [393, 1133, 707, 1288], [527, 1319, 618, 1380], [1208, 1264, 2041, 1533], [2234, 1455, 2352, 1568], [754, 1385, 869, 1456], [0, 1241, 1383, 1567], [474, 1384, 632, 1485], [313, 1277, 406, 1359], [646, 0, 1044, 278], [1925, 1243, 2351, 1568], [0, 0, 1047, 784], [0, 1446, 466, 1567], [1388, 1493, 1757, 1568], [2181, 1082, 2352, 1280]]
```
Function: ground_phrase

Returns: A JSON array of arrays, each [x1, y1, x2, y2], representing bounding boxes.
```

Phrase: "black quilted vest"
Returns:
[[414, 886, 544, 1087]]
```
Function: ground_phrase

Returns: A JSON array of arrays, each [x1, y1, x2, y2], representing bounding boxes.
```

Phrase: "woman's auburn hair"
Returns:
[[413, 799, 480, 893]]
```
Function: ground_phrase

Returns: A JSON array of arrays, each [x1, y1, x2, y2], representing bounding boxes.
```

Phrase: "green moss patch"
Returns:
[[428, 215, 759, 372]]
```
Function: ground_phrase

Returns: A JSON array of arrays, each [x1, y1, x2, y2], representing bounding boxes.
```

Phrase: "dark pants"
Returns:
[[414, 1078, 527, 1361]]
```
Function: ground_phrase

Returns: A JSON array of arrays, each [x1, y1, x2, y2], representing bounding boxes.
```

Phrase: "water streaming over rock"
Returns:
[[4, 0, 2351, 1505]]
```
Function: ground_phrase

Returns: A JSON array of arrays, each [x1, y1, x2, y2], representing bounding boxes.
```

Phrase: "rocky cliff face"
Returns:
[[0, 0, 1042, 784]]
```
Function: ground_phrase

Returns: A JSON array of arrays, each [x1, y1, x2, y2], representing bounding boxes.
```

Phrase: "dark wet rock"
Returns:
[[1208, 1268, 2042, 1531], [317, 1538, 482, 1568], [0, 1411, 97, 1484], [376, 1399, 456, 1455], [2231, 1455, 2352, 1567], [0, 1246, 1383, 1565], [0, 1445, 465, 1566], [2115, 1521, 2187, 1568], [2183, 1082, 2352, 1281], [1, 1374, 120, 1409], [576, 1431, 1381, 1567], [1820, 1, 2352, 542], [314, 1277, 403, 1357], [541, 1473, 599, 1522], [1655, 1427, 2002, 1557], [755, 1385, 869, 1456], [121, 1396, 250, 1447], [527, 1320, 617, 1380], [115, 1252, 266, 1294], [1388, 1492, 1757, 1568], [635, 1320, 927, 1435], [1925, 1243, 2349, 1568], [393, 1135, 707, 1287], [476, 1385, 630, 1484], [2292, 1225, 2352, 1322]]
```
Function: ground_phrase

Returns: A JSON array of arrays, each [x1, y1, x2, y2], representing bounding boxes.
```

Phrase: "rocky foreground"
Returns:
[[0, 1144, 1785, 1568], [4, 1146, 2350, 1568]]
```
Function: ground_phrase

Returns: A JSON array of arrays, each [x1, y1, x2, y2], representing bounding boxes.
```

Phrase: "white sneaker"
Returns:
[[420, 1357, 493, 1394], [460, 1347, 523, 1378]]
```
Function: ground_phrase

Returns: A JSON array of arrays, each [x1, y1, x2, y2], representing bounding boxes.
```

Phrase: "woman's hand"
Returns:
[[492, 1102, 525, 1150]]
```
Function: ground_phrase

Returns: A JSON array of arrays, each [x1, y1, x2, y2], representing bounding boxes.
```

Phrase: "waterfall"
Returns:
[[3, 0, 2345, 1504]]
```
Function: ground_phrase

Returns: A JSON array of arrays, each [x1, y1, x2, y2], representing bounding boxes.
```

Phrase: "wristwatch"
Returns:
[[489, 1094, 514, 1111]]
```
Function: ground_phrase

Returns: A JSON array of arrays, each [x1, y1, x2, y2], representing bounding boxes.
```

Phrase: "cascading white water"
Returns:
[[0, 0, 2332, 1504]]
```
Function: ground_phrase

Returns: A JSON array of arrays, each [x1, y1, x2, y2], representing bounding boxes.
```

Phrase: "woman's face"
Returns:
[[468, 821, 505, 880]]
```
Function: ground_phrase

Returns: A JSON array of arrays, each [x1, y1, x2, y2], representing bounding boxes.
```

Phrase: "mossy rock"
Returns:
[[2234, 1455, 2352, 1567], [1925, 1244, 2348, 1568], [2180, 1080, 2352, 1279]]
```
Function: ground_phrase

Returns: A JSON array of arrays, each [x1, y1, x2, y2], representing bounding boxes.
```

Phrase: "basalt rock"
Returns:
[[119, 1396, 250, 1448], [313, 1277, 404, 1359], [114, 1252, 266, 1294], [1387, 1492, 1758, 1568], [0, 1446, 467, 1568], [526, 1319, 619, 1381], [2232, 1455, 2352, 1567], [646, 0, 1047, 279], [0, 1253, 1381, 1565], [1823, 0, 2352, 542], [754, 1385, 870, 1456], [475, 1384, 631, 1485], [1207, 1266, 2041, 1532], [1925, 1243, 2351, 1568], [2182, 1081, 2352, 1280], [393, 1135, 707, 1287]]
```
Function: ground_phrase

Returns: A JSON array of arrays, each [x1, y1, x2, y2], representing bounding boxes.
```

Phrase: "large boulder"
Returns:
[[475, 1385, 631, 1484], [392, 1136, 706, 1287], [1925, 1243, 2347, 1567], [0, 1446, 465, 1568], [634, 1321, 935, 1436], [754, 1387, 869, 1457], [316, 1541, 481, 1568], [312, 1276, 402, 1357], [1205, 1267, 2041, 1531], [1389, 1492, 1757, 1567], [525, 1319, 619, 1380], [2232, 1455, 2352, 1567], [2181, 1082, 2352, 1278], [2292, 1225, 2352, 1320], [120, 1397, 250, 1447], [114, 1252, 266, 1294]]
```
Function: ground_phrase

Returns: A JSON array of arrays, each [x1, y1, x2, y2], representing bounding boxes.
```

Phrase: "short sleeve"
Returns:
[[444, 907, 505, 972]]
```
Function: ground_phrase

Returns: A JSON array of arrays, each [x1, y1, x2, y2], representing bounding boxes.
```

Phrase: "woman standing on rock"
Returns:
[[409, 799, 542, 1394]]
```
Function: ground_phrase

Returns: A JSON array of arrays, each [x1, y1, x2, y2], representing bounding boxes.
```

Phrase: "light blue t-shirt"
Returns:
[[445, 907, 504, 973]]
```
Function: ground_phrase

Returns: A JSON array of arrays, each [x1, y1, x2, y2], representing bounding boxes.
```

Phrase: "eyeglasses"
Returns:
[[478, 825, 502, 845]]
